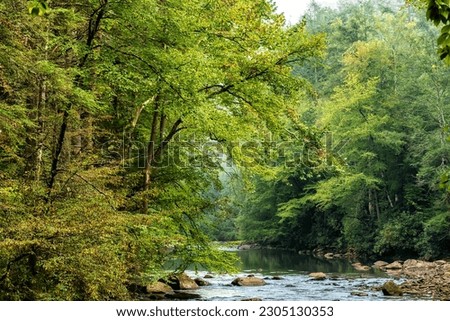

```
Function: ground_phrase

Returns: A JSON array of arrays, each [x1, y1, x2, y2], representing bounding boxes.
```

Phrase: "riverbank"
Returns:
[[133, 245, 449, 301], [373, 259, 450, 300], [237, 244, 450, 300]]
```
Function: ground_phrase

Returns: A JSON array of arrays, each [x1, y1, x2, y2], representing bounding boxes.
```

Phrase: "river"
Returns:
[[184, 248, 428, 301]]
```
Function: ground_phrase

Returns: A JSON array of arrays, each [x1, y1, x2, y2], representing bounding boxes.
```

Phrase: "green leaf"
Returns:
[[437, 32, 448, 45]]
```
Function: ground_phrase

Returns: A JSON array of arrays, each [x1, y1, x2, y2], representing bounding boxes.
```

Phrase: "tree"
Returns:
[[238, 0, 450, 258], [409, 0, 450, 63], [0, 0, 324, 299]]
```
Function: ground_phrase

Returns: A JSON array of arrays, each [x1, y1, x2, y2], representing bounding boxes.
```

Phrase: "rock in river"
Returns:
[[232, 276, 266, 286], [309, 272, 327, 280], [146, 281, 174, 295], [382, 281, 403, 296], [166, 273, 199, 290], [194, 277, 210, 286], [352, 262, 371, 271]]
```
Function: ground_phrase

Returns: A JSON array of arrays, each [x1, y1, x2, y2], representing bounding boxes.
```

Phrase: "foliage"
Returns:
[[0, 0, 322, 300], [237, 0, 450, 259], [410, 0, 450, 63]]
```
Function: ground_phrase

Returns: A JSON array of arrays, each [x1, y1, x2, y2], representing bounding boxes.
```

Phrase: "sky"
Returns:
[[272, 0, 342, 24]]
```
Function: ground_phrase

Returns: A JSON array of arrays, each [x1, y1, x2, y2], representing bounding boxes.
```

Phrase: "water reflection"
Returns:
[[237, 249, 359, 274]]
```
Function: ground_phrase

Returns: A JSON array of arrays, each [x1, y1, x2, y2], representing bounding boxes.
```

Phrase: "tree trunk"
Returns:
[[142, 96, 161, 213], [35, 80, 45, 182], [46, 1, 108, 199], [368, 189, 374, 217], [374, 190, 381, 221]]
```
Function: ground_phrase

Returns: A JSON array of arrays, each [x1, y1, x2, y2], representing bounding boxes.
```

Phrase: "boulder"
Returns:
[[166, 273, 199, 290], [385, 269, 402, 277], [372, 261, 389, 268], [351, 291, 368, 297], [309, 272, 327, 280], [402, 259, 419, 268], [385, 261, 403, 270], [204, 274, 214, 279], [324, 253, 334, 259], [402, 259, 437, 278], [435, 260, 447, 266], [382, 281, 403, 296], [393, 260, 450, 300], [241, 297, 263, 301], [194, 277, 210, 286], [146, 282, 174, 294], [352, 262, 371, 271], [146, 282, 174, 295], [271, 276, 284, 280], [355, 265, 371, 272], [232, 276, 266, 286]]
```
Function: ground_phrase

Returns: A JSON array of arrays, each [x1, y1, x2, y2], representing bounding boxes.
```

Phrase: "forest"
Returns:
[[0, 0, 449, 300], [235, 0, 450, 261]]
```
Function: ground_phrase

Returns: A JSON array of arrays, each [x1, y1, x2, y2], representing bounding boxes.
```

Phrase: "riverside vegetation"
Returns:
[[0, 0, 449, 300]]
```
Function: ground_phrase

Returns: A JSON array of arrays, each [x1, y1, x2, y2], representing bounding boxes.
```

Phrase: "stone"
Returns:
[[146, 282, 174, 295], [385, 269, 402, 277], [385, 261, 403, 270], [435, 260, 447, 266], [382, 281, 403, 296], [351, 291, 368, 297], [324, 253, 334, 259], [238, 243, 260, 250], [271, 276, 284, 280], [194, 277, 210, 286], [309, 272, 327, 280], [232, 276, 266, 286], [165, 291, 202, 300], [241, 297, 263, 301], [401, 260, 438, 278], [203, 274, 214, 279], [166, 273, 199, 290], [372, 261, 389, 268], [352, 262, 371, 271]]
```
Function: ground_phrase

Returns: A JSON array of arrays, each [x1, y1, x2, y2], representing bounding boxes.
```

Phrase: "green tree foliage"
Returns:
[[0, 0, 323, 299], [410, 0, 450, 63], [238, 0, 450, 259]]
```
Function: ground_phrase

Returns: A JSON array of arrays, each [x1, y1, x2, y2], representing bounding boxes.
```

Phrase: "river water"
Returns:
[[185, 248, 427, 301]]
